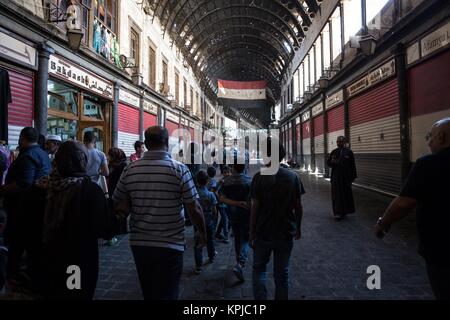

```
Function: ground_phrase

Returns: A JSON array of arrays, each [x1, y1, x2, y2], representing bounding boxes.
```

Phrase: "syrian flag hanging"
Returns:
[[217, 79, 266, 109]]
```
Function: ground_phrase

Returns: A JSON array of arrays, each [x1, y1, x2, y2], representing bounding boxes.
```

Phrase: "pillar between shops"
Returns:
[[35, 42, 55, 136], [112, 81, 120, 148], [139, 90, 145, 141]]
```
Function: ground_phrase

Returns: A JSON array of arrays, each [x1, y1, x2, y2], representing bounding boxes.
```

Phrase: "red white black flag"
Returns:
[[217, 79, 266, 109]]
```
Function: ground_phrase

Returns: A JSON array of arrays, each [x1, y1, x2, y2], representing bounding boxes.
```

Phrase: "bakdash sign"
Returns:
[[49, 55, 113, 99]]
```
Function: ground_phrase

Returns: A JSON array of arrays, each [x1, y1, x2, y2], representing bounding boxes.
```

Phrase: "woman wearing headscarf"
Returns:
[[105, 147, 128, 244], [37, 141, 116, 299]]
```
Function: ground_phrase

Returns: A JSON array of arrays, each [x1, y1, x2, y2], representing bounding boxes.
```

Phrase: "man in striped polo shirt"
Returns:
[[113, 126, 206, 300]]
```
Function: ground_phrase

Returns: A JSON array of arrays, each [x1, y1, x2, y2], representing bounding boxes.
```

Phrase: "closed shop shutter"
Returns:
[[143, 112, 157, 130], [326, 104, 345, 153], [118, 103, 139, 156], [165, 119, 179, 136], [313, 115, 325, 173], [6, 68, 34, 147], [302, 121, 311, 171], [409, 49, 450, 160], [349, 78, 401, 194], [296, 123, 301, 163], [288, 124, 293, 158]]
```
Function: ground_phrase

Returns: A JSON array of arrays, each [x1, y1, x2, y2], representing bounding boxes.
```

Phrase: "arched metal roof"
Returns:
[[148, 0, 321, 126]]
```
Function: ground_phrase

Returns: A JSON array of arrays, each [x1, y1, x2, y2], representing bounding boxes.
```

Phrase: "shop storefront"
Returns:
[[0, 29, 37, 147], [325, 90, 345, 154], [143, 99, 158, 135], [312, 102, 325, 174], [295, 116, 301, 164], [347, 59, 401, 194], [407, 20, 450, 161], [301, 111, 311, 171], [117, 89, 140, 156], [47, 55, 114, 153]]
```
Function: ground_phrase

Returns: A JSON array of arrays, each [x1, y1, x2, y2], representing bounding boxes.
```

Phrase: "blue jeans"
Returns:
[[216, 206, 230, 238], [131, 246, 183, 300], [252, 239, 293, 300], [194, 214, 215, 267], [230, 221, 250, 266]]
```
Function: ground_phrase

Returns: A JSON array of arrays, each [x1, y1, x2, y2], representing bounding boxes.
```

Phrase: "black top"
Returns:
[[5, 145, 51, 189], [0, 69, 12, 142], [251, 167, 302, 241], [399, 147, 450, 266]]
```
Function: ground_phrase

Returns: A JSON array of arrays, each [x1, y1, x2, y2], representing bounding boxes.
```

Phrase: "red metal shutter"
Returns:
[[302, 121, 311, 170], [165, 120, 179, 136], [296, 123, 301, 163], [409, 49, 450, 160], [118, 103, 140, 156], [143, 112, 157, 131], [326, 104, 345, 153], [6, 68, 34, 145], [349, 78, 401, 194], [313, 115, 324, 173]]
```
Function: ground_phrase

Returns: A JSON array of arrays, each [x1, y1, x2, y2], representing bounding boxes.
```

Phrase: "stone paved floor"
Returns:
[[94, 170, 433, 300]]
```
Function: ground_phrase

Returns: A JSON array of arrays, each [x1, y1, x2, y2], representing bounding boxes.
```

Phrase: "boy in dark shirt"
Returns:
[[194, 171, 218, 274]]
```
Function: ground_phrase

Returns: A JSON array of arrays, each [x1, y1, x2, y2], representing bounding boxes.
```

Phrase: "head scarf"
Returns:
[[38, 141, 90, 244], [108, 147, 127, 169]]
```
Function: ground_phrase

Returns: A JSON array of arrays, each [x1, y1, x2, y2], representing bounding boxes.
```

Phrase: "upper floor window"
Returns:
[[148, 46, 156, 89], [94, 0, 117, 34], [130, 27, 140, 72], [183, 79, 187, 108], [190, 86, 194, 111], [343, 0, 363, 44], [174, 71, 180, 104], [331, 6, 342, 65], [162, 59, 168, 89], [322, 23, 331, 72]]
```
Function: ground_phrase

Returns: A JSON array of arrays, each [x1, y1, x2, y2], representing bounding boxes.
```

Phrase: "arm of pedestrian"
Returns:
[[219, 194, 247, 208], [250, 198, 259, 249], [186, 200, 207, 247], [294, 196, 303, 240], [101, 162, 110, 177], [374, 196, 417, 239]]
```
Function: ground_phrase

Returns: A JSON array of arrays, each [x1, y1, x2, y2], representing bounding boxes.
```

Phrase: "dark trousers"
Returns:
[[230, 221, 250, 266], [216, 206, 230, 239], [426, 262, 450, 300], [131, 246, 183, 300], [252, 239, 293, 300], [194, 214, 215, 267]]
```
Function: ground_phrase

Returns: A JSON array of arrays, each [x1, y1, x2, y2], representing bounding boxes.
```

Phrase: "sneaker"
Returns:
[[104, 237, 118, 246], [209, 251, 218, 263], [232, 264, 244, 282], [194, 267, 202, 275]]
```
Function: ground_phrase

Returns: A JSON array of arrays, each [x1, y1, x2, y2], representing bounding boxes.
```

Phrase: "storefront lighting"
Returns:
[[318, 76, 330, 89], [359, 34, 377, 56], [67, 29, 84, 51]]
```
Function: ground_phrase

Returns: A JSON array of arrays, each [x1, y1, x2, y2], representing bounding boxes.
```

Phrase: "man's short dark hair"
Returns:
[[266, 137, 286, 162], [233, 164, 246, 174], [144, 126, 169, 149], [19, 127, 39, 143], [83, 131, 96, 144], [134, 140, 144, 151], [207, 166, 216, 178], [196, 170, 209, 186]]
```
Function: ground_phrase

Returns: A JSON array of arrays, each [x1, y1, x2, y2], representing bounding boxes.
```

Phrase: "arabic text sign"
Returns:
[[0, 31, 36, 67], [49, 55, 113, 99]]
